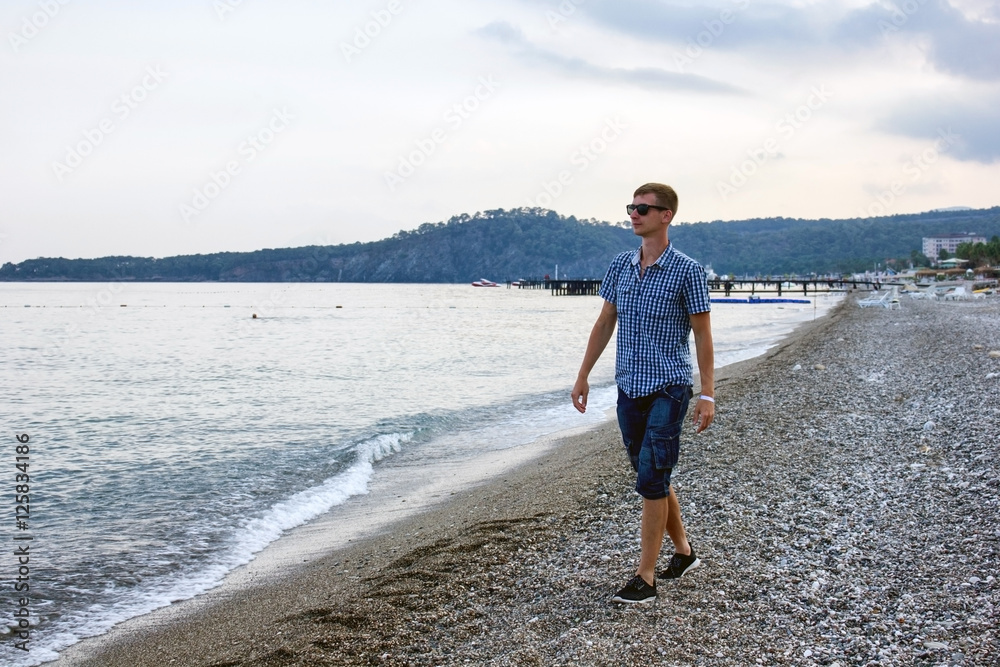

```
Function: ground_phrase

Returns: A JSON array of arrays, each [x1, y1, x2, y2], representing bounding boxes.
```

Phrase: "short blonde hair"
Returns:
[[633, 183, 678, 216]]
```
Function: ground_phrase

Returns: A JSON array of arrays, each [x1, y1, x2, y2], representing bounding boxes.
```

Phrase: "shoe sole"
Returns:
[[611, 594, 657, 604], [658, 557, 701, 579]]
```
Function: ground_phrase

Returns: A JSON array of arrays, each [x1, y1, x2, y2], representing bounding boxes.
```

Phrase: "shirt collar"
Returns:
[[629, 243, 674, 268]]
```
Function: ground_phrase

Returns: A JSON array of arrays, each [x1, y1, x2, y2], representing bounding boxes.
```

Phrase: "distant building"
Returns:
[[922, 233, 986, 260]]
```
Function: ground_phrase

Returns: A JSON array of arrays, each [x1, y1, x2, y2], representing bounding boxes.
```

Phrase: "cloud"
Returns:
[[476, 21, 745, 95], [582, 0, 828, 50], [564, 0, 1000, 81], [908, 1, 1000, 80], [878, 94, 1000, 163], [839, 0, 1000, 80]]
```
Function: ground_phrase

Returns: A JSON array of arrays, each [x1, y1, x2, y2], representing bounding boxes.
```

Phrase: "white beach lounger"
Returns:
[[858, 290, 892, 308]]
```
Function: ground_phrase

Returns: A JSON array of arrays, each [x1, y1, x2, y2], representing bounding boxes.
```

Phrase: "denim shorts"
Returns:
[[616, 385, 692, 500]]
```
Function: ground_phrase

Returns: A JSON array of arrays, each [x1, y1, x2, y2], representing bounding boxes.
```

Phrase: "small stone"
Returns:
[[923, 421, 935, 431], [813, 364, 826, 371], [792, 364, 802, 371], [973, 343, 984, 350], [923, 641, 948, 649], [803, 649, 813, 658], [989, 350, 1000, 358], [969, 576, 981, 585]]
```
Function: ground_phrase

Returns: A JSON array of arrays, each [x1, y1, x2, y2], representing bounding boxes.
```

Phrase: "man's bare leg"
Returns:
[[638, 487, 691, 584], [637, 496, 667, 585], [665, 486, 691, 556]]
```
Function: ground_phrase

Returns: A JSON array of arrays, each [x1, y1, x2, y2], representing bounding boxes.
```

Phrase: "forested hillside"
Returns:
[[671, 207, 1000, 275], [3, 206, 998, 282]]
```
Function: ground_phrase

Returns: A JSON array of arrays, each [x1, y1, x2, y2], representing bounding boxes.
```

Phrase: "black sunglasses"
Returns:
[[626, 204, 670, 216]]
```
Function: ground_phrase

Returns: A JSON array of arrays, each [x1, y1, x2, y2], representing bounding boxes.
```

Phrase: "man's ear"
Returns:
[[662, 209, 674, 226]]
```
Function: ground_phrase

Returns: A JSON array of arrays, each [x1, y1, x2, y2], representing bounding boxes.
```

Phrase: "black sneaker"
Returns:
[[658, 547, 700, 579], [611, 575, 657, 603]]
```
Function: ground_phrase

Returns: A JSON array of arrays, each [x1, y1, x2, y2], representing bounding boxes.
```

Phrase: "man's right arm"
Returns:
[[571, 299, 617, 414]]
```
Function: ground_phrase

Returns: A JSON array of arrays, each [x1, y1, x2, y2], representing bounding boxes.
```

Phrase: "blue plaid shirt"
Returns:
[[599, 244, 711, 398]]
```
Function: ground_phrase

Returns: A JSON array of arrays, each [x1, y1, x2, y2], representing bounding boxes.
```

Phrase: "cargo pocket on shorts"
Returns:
[[649, 421, 681, 470]]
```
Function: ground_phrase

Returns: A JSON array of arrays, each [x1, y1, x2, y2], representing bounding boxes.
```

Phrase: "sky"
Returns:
[[1, 0, 998, 264]]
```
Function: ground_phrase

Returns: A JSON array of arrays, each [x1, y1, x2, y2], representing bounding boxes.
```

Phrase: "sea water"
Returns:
[[0, 283, 840, 665]]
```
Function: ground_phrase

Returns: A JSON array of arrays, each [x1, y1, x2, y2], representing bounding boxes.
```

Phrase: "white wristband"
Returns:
[[699, 395, 715, 403]]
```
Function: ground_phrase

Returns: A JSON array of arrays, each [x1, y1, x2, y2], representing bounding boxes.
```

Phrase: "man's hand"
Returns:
[[572, 300, 616, 415], [571, 377, 589, 413], [689, 310, 715, 434], [691, 397, 715, 433]]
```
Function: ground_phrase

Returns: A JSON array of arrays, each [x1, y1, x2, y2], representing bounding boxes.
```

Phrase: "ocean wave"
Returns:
[[1, 432, 412, 667]]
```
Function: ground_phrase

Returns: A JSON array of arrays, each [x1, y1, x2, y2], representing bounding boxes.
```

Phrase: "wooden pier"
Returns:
[[709, 279, 883, 296], [549, 280, 602, 296], [509, 278, 886, 296], [509, 279, 602, 295]]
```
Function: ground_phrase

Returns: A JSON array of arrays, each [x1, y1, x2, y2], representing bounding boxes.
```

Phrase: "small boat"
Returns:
[[472, 278, 498, 287]]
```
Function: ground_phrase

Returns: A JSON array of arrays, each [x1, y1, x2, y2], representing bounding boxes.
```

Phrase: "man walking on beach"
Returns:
[[572, 182, 715, 604]]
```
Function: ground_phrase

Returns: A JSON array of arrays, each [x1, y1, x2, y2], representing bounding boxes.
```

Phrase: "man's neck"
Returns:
[[639, 234, 670, 268]]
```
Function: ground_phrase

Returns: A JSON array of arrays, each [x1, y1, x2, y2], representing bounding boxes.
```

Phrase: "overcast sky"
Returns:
[[1, 0, 998, 263]]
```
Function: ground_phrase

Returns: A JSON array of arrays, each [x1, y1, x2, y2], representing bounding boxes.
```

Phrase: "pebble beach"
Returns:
[[54, 295, 999, 667]]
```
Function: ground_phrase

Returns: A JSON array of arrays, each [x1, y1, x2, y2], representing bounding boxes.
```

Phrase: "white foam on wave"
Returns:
[[233, 432, 410, 557], [16, 433, 411, 667], [415, 385, 619, 461]]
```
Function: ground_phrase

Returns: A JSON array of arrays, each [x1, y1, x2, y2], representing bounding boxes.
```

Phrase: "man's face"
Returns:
[[629, 193, 672, 238]]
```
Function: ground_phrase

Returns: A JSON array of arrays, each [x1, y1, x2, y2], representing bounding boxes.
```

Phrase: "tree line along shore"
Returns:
[[3, 206, 999, 283]]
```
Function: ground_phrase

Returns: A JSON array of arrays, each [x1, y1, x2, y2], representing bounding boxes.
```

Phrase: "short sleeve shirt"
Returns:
[[598, 244, 711, 398]]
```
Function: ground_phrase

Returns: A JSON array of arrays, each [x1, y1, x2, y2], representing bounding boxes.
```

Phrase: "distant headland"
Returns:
[[2, 206, 998, 283]]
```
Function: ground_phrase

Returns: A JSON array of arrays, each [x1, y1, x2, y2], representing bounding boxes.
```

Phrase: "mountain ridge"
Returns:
[[3, 206, 998, 282]]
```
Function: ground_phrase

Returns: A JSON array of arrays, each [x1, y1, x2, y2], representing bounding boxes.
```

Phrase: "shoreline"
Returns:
[[48, 301, 842, 666], [51, 423, 630, 667], [53, 296, 1000, 666], [46, 416, 614, 666]]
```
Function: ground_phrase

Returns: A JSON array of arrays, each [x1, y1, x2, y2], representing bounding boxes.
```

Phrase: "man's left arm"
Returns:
[[689, 311, 715, 433]]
